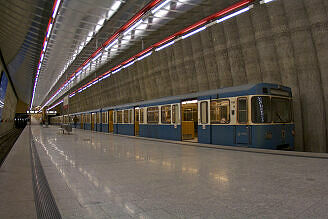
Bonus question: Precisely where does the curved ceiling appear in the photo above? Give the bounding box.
[0,0,54,104]
[0,0,246,108]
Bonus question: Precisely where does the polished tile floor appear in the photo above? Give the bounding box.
[31,125,328,218]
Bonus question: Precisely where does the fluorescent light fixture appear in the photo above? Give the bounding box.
[153,7,169,18]
[123,60,135,68]
[92,52,102,61]
[182,100,197,104]
[124,19,143,35]
[216,6,250,24]
[112,67,122,74]
[52,0,61,18]
[137,51,153,61]
[47,23,53,38]
[181,26,206,39]
[102,73,111,79]
[152,0,170,14]
[83,62,90,70]
[70,75,76,82]
[155,40,175,51]
[43,41,48,52]
[76,70,82,76]
[261,0,275,3]
[111,1,122,11]
[105,39,118,50]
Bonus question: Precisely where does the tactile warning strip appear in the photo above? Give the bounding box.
[29,127,62,219]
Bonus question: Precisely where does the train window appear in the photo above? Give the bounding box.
[97,113,100,123]
[172,104,178,124]
[129,109,133,123]
[200,101,208,124]
[251,96,271,123]
[117,111,123,123]
[237,98,248,123]
[102,112,108,123]
[271,98,291,123]
[113,111,116,124]
[210,100,230,124]
[124,110,129,123]
[147,106,159,124]
[161,105,171,124]
[140,108,144,124]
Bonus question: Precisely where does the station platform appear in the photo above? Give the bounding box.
[1,125,328,218]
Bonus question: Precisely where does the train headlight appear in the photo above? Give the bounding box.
[265,132,272,140]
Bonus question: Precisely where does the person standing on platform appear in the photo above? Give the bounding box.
[73,115,78,128]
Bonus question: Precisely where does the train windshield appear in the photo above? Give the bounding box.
[252,96,292,123]
[271,97,292,123]
[251,96,271,123]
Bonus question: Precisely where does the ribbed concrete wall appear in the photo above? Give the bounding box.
[68,0,328,152]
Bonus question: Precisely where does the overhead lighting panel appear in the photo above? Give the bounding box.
[137,51,153,61]
[152,0,171,14]
[105,39,118,50]
[123,60,136,68]
[124,20,144,35]
[92,52,102,62]
[260,0,275,3]
[181,26,207,39]
[216,6,251,23]
[155,40,175,51]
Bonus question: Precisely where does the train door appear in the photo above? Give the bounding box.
[198,100,211,144]
[80,114,83,129]
[181,99,198,141]
[135,108,140,136]
[109,110,114,132]
[96,112,101,131]
[235,97,250,144]
[91,113,96,131]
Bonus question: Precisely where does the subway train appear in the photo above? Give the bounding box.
[50,83,294,150]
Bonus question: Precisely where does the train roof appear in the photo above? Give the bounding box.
[71,83,291,113]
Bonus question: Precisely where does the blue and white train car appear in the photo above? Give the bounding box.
[111,83,294,150]
[50,83,294,150]
[196,83,294,149]
[113,107,135,136]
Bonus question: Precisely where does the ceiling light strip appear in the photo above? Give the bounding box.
[46,0,254,110]
[42,0,165,109]
[30,0,61,110]
[72,2,253,94]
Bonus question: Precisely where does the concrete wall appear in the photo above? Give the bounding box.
[67,0,328,152]
[0,63,18,136]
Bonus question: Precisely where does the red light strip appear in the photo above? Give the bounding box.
[48,0,254,109]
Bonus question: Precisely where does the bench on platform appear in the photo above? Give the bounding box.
[59,124,72,134]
